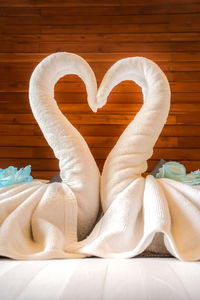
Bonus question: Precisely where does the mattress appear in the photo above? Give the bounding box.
[0,257,199,300]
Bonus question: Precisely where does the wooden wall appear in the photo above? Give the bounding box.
[0,0,200,179]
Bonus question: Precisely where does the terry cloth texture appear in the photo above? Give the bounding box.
[74,57,200,261]
[0,54,200,261]
[0,53,100,259]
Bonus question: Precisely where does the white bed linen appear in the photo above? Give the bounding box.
[0,257,199,300]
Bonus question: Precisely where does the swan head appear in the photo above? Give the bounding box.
[95,56,170,112]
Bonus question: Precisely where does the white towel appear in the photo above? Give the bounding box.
[75,57,200,261]
[1,53,200,261]
[0,53,100,259]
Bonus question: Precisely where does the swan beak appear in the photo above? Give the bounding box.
[90,105,98,113]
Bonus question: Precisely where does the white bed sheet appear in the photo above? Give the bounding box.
[0,257,199,300]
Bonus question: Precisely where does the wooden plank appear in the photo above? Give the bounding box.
[171,93,200,103]
[57,92,200,104]
[41,14,169,25]
[40,42,200,53]
[2,25,40,34]
[1,157,199,176]
[0,125,34,135]
[0,0,195,7]
[3,146,200,160]
[0,158,59,171]
[0,63,36,82]
[0,7,41,16]
[56,92,200,104]
[0,0,121,7]
[35,124,200,137]
[0,70,200,85]
[0,136,48,147]
[169,13,200,32]
[0,113,176,125]
[0,114,36,124]
[41,24,169,34]
[1,91,200,105]
[1,52,200,63]
[121,0,199,5]
[54,82,200,94]
[31,171,56,180]
[169,62,200,71]
[171,53,200,62]
[0,147,55,158]
[147,160,200,173]
[41,5,171,16]
[1,102,200,114]
[176,114,200,125]
[1,123,200,138]
[41,4,200,15]
[169,72,200,82]
[0,135,178,149]
[0,92,29,102]
[1,62,200,82]
[0,16,40,25]
[0,102,32,113]
[1,61,200,82]
[39,33,200,43]
[162,126,200,137]
[170,82,200,93]
[178,137,200,148]
[0,35,39,52]
[155,137,178,148]
[152,148,200,160]
[1,113,199,126]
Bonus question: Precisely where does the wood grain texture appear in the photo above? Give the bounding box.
[0,0,200,179]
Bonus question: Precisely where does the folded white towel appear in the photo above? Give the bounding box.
[0,53,100,259]
[1,53,200,261]
[75,57,200,261]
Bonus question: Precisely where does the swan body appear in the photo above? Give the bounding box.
[75,57,200,261]
[0,52,100,259]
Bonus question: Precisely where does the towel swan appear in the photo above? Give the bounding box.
[0,52,100,259]
[1,53,200,261]
[76,57,200,261]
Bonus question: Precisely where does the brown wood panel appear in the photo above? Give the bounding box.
[41,24,170,34]
[0,135,178,149]
[1,91,200,105]
[1,101,200,114]
[39,33,200,43]
[0,7,40,16]
[2,146,200,161]
[40,42,200,53]
[1,60,200,74]
[41,4,200,15]
[1,113,199,126]
[1,62,200,84]
[2,79,200,93]
[0,0,200,180]
[1,52,200,63]
[32,124,200,137]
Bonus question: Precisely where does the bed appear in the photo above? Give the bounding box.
[0,257,200,300]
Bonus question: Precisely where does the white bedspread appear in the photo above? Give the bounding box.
[0,258,199,300]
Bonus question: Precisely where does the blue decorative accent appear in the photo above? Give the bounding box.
[0,165,33,188]
[156,161,200,186]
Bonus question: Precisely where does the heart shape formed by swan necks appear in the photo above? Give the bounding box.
[0,52,200,261]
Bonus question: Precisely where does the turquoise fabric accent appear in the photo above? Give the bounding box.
[156,161,200,186]
[0,165,33,188]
